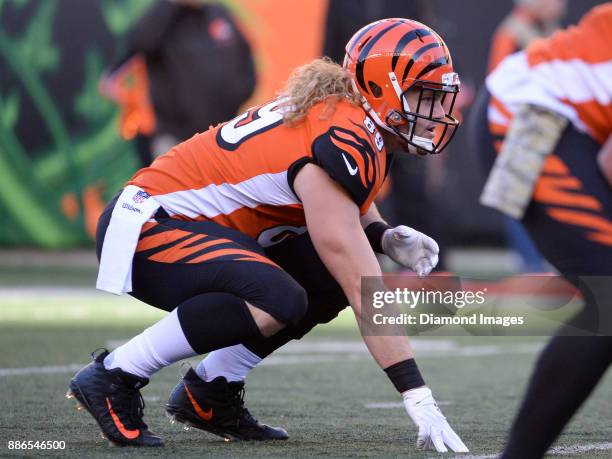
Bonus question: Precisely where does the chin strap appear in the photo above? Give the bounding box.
[411,135,434,151]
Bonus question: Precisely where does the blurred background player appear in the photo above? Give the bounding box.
[68,18,467,452]
[488,0,568,272]
[488,0,567,71]
[470,4,612,457]
[100,0,255,166]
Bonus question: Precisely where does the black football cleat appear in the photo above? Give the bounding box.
[67,349,164,447]
[165,367,288,441]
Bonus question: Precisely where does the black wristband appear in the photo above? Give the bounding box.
[384,358,425,393]
[364,221,392,254]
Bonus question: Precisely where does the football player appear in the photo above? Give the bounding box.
[470,4,612,458]
[68,18,468,453]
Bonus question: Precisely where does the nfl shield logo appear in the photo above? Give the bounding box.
[133,190,150,203]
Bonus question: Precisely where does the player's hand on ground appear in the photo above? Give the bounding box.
[402,386,469,453]
[381,226,439,277]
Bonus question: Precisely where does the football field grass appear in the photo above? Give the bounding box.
[1,288,611,458]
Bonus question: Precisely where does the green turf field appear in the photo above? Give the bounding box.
[1,288,611,458]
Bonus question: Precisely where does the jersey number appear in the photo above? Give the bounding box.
[216,100,284,151]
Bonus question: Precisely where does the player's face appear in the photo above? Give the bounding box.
[402,88,446,140]
[381,88,446,155]
[381,85,458,155]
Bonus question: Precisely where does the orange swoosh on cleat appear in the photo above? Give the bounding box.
[183,383,213,421]
[106,397,141,440]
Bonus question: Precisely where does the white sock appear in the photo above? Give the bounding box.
[104,308,196,378]
[196,344,262,382]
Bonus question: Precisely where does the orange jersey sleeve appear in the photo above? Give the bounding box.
[527,4,612,66]
[488,4,612,144]
[525,4,612,143]
[488,28,520,72]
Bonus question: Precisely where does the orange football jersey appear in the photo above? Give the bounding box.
[128,97,390,243]
[487,4,612,144]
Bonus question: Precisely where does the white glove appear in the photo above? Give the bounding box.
[403,386,469,453]
[381,226,439,277]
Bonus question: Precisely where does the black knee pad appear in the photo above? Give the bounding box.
[177,291,261,354]
[290,292,348,340]
[262,278,308,326]
[243,291,347,358]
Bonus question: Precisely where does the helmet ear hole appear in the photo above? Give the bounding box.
[368,81,383,98]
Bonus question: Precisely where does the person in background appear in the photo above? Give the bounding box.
[100,0,256,166]
[487,0,568,272]
[472,4,612,457]
[489,0,568,72]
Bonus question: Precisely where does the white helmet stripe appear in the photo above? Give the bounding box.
[388,71,410,112]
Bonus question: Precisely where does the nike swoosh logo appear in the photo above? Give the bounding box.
[342,153,358,176]
[183,383,213,421]
[106,397,140,440]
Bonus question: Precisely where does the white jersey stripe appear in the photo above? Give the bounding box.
[155,171,300,219]
[531,58,612,105]
[486,52,608,134]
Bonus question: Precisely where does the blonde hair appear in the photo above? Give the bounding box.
[277,57,362,125]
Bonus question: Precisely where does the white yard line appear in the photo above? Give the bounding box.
[365,401,453,409]
[105,338,461,353]
[365,402,405,409]
[106,339,542,357]
[260,354,367,366]
[448,442,612,459]
[0,364,83,376]
[273,339,459,354]
[0,286,103,299]
[550,442,612,455]
[0,341,542,377]
[449,455,498,459]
